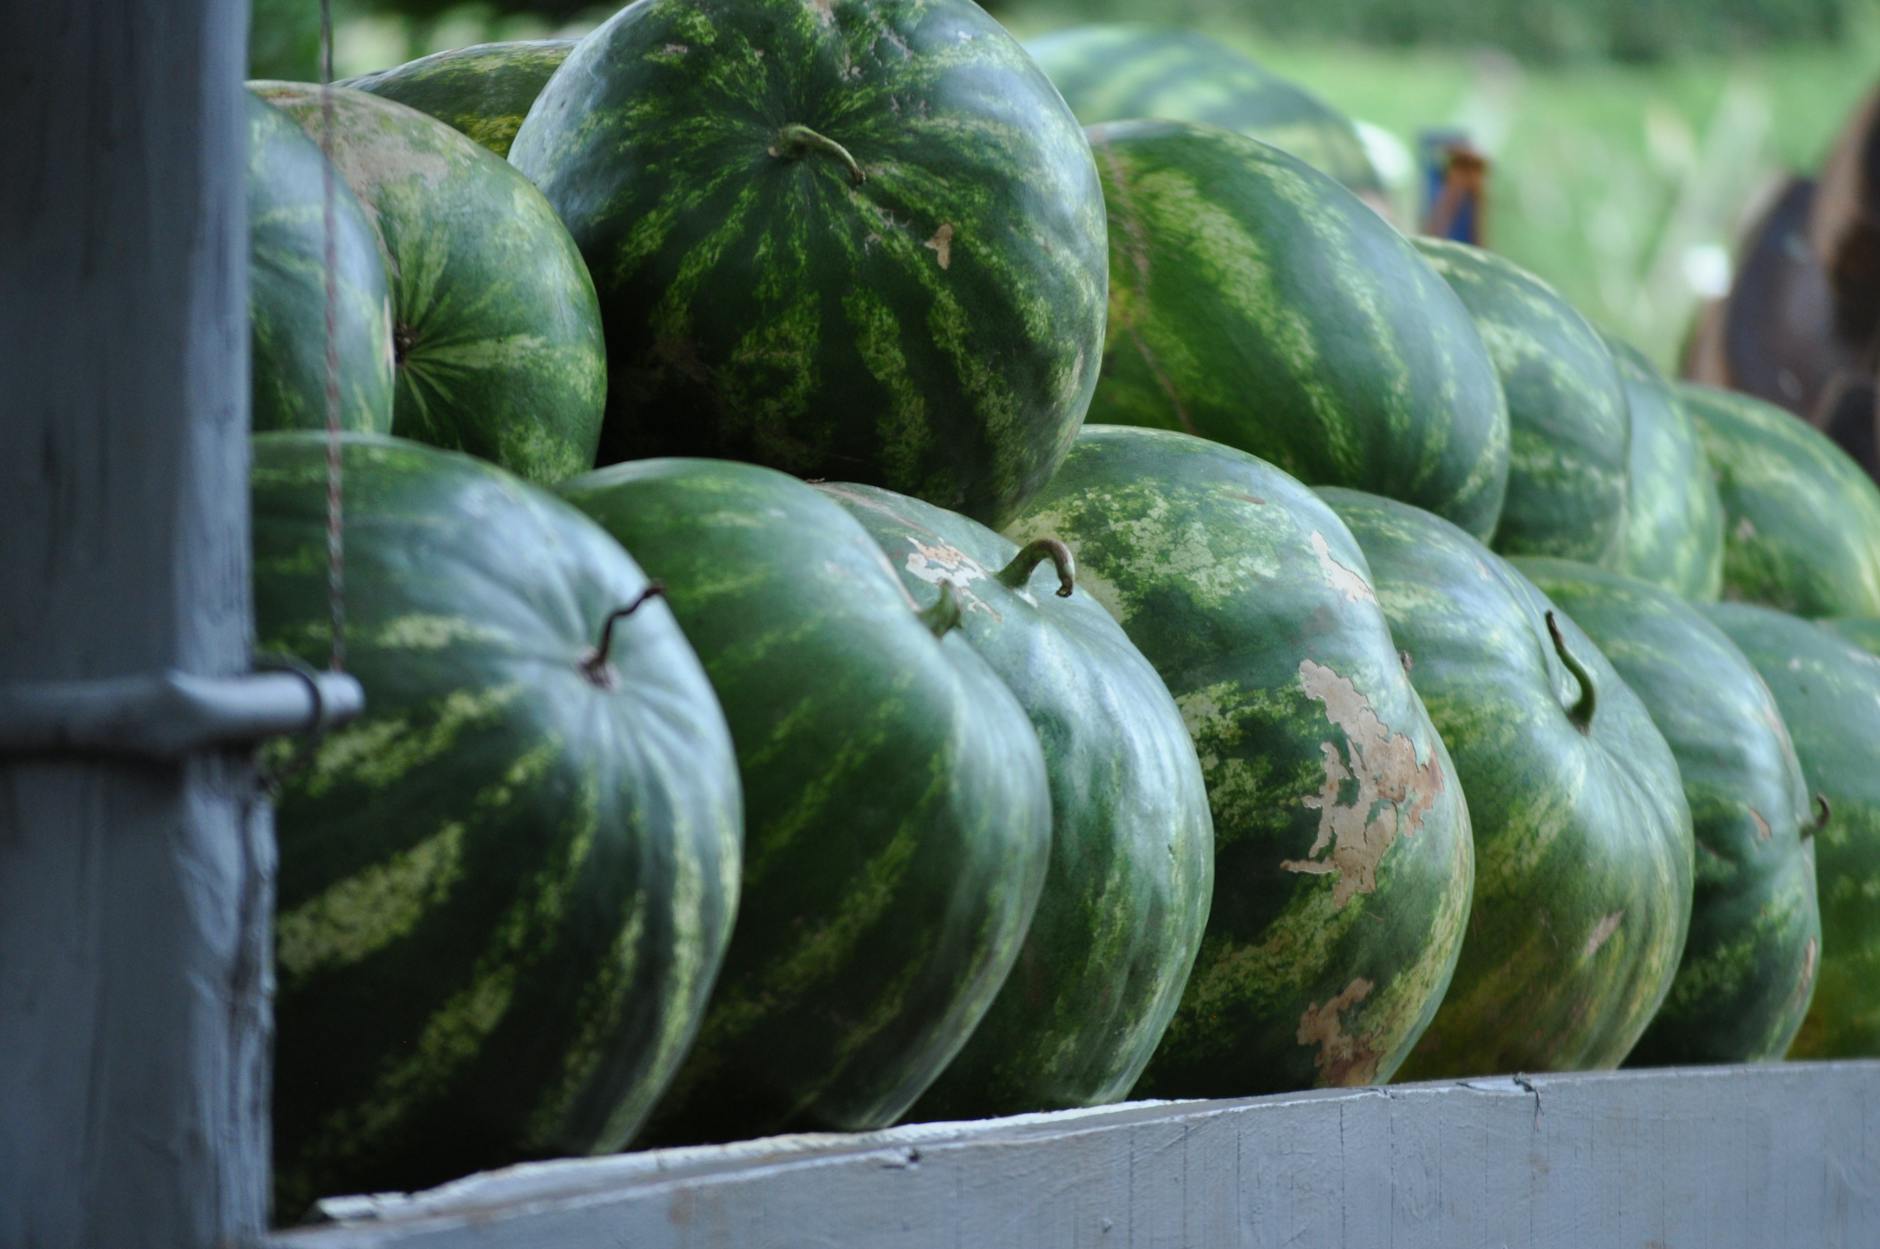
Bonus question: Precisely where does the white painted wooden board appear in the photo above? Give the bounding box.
[270,1063,1880,1249]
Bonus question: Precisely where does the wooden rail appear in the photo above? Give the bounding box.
[273,1062,1880,1249]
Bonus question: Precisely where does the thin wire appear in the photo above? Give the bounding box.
[318,0,346,673]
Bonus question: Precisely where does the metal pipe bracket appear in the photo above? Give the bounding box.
[0,666,364,761]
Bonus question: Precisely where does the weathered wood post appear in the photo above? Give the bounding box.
[0,1,272,1245]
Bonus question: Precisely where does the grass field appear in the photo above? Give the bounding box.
[1002,10,1880,370]
[300,4,1878,373]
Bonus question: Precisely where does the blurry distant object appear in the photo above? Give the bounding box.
[248,0,600,81]
[1354,119,1416,223]
[1024,25,1388,212]
[1419,130,1489,244]
[1682,81,1880,479]
[1354,119,1413,185]
[1810,85,1880,352]
[1004,0,1858,63]
[1681,243,1734,299]
[340,38,576,156]
[1684,179,1861,421]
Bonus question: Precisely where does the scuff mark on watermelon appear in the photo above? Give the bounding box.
[900,539,999,617]
[925,223,954,269]
[1750,807,1773,841]
[1582,910,1624,959]
[1283,659,1444,907]
[1790,935,1819,1015]
[1310,531,1376,605]
[1297,977,1381,1085]
[806,0,836,25]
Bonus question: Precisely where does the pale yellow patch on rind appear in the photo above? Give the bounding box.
[1310,530,1376,605]
[1282,659,1444,907]
[1297,976,1380,1085]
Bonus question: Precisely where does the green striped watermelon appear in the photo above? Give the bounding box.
[1609,338,1723,600]
[1705,603,1880,1058]
[559,459,1051,1141]
[255,434,740,1214]
[1023,25,1384,204]
[1006,427,1473,1096]
[510,0,1108,527]
[1821,616,1880,655]
[341,39,576,159]
[1679,382,1880,617]
[1517,559,1818,1065]
[1085,121,1509,541]
[252,82,605,485]
[246,92,394,434]
[1413,239,1631,566]
[819,483,1214,1117]
[1323,490,1693,1076]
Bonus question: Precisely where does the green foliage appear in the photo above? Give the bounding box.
[1220,34,1880,372]
[1001,0,1859,62]
[250,0,328,81]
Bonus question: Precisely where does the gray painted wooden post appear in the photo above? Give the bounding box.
[0,1,270,1246]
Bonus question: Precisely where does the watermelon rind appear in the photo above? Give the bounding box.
[509,0,1109,527]
[560,458,1053,1142]
[252,82,606,485]
[1413,238,1632,567]
[246,92,395,435]
[1085,121,1510,541]
[821,481,1214,1117]
[1518,557,1819,1065]
[341,39,577,158]
[1679,381,1880,618]
[256,433,740,1213]
[1024,24,1384,201]
[1324,488,1693,1077]
[1607,338,1724,601]
[1006,426,1474,1097]
[1705,602,1880,1059]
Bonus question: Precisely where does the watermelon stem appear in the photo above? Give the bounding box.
[1544,610,1597,733]
[774,124,866,186]
[580,583,667,688]
[918,581,965,639]
[997,539,1075,597]
[1808,793,1832,837]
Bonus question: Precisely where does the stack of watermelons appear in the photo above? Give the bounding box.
[241,0,1880,1221]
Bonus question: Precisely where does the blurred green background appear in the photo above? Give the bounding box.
[250,0,1880,371]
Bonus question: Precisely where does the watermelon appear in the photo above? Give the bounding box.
[1004,427,1473,1096]
[818,483,1214,1117]
[246,92,394,434]
[1609,338,1724,600]
[559,460,1051,1141]
[510,0,1108,527]
[1323,490,1693,1076]
[1084,121,1509,541]
[1679,382,1880,617]
[1517,559,1819,1065]
[255,434,740,1214]
[1413,239,1631,566]
[252,83,605,485]
[341,39,576,158]
[1704,603,1880,1058]
[1821,616,1880,655]
[1023,25,1384,205]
